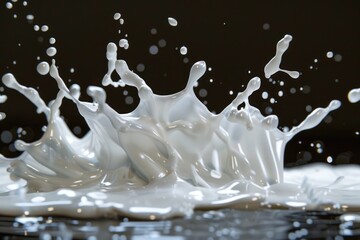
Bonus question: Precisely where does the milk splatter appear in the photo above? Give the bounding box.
[0,7,359,219]
[1,32,358,219]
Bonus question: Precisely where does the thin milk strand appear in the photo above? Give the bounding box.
[264,35,300,79]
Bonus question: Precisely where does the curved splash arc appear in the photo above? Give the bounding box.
[0,35,346,219]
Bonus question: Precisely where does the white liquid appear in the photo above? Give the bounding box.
[1,34,358,220]
[0,95,7,120]
[168,17,178,26]
[36,61,50,75]
[119,39,129,49]
[348,88,360,103]
[49,37,56,44]
[46,47,57,57]
[114,13,121,20]
[264,35,300,79]
[180,46,188,55]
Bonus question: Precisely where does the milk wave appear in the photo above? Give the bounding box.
[0,35,359,219]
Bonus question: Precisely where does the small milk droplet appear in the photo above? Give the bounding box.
[149,45,159,55]
[262,91,269,99]
[41,25,49,32]
[26,14,34,21]
[168,17,178,26]
[180,46,187,55]
[334,54,342,62]
[263,23,270,30]
[36,62,50,75]
[34,25,40,31]
[49,37,56,44]
[326,51,334,58]
[46,47,57,57]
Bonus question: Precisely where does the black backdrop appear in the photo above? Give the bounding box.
[0,0,359,166]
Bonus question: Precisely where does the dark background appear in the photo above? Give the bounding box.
[0,0,359,167]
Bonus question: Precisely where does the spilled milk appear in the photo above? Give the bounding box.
[0,25,360,219]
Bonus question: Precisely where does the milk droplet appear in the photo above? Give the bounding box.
[1,130,13,143]
[26,14,34,21]
[34,25,40,31]
[114,13,121,20]
[136,63,145,72]
[49,37,56,44]
[348,88,360,103]
[0,95,7,104]
[263,23,270,30]
[264,34,300,79]
[149,45,159,55]
[262,91,269,99]
[41,25,49,32]
[158,39,167,48]
[150,28,157,35]
[6,2,13,9]
[36,61,50,75]
[168,17,178,26]
[199,88,207,97]
[334,54,342,62]
[124,96,133,105]
[119,39,129,49]
[46,47,57,57]
[180,46,187,55]
[0,112,6,120]
[326,51,334,58]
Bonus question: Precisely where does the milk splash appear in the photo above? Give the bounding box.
[0,31,359,219]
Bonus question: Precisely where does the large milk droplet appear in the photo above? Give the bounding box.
[168,17,178,26]
[36,62,50,75]
[348,88,360,103]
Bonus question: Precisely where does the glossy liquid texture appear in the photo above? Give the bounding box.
[0,35,359,220]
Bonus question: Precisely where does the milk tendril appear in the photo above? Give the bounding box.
[0,15,360,220]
